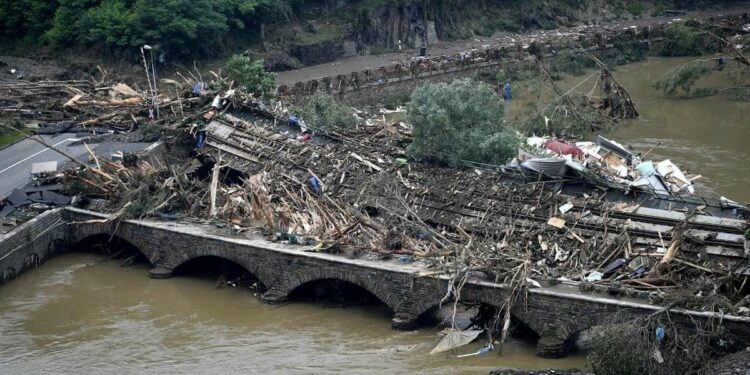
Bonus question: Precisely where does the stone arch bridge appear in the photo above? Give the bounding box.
[2,208,749,358]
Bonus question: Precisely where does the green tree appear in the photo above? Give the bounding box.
[0,0,58,41]
[225,54,276,97]
[294,92,358,131]
[660,23,708,57]
[41,0,290,56]
[407,78,519,166]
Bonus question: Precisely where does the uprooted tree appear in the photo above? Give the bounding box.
[407,78,520,167]
[515,56,638,138]
[653,21,749,100]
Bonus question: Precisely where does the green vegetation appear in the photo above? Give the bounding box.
[602,40,649,66]
[0,0,700,59]
[653,61,712,98]
[380,92,411,110]
[654,58,749,101]
[295,92,359,131]
[225,54,276,97]
[660,23,712,57]
[139,122,161,142]
[550,50,596,77]
[625,1,646,17]
[0,125,30,148]
[295,24,343,45]
[407,79,519,167]
[0,0,298,56]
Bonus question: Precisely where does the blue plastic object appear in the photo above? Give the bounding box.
[196,130,206,149]
[191,82,204,95]
[308,176,322,194]
[477,344,494,355]
[655,326,665,344]
[503,82,513,100]
[288,116,300,127]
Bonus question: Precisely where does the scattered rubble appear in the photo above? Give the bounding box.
[508,134,707,197]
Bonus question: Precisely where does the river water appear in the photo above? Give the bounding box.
[550,56,750,202]
[609,56,750,203]
[1,56,747,374]
[0,254,586,374]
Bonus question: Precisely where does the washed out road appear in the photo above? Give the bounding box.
[0,134,155,198]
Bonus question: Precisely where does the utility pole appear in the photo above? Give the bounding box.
[143,45,160,120]
[140,46,154,101]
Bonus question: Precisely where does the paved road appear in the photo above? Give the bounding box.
[0,134,82,198]
[0,134,155,199]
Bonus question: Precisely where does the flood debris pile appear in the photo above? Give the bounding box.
[2,40,747,363]
[0,74,209,141]
[515,56,639,139]
[508,134,708,198]
[279,16,693,101]
[51,88,750,327]
[586,314,724,375]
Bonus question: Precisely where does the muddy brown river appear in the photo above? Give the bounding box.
[1,57,748,374]
[609,57,750,203]
[0,254,585,374]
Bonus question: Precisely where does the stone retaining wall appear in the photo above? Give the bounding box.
[280,13,743,106]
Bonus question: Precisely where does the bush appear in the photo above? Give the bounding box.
[225,54,276,97]
[295,93,359,131]
[139,122,160,142]
[406,79,519,167]
[380,92,411,110]
[660,23,707,57]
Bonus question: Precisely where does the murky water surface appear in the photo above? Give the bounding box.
[609,56,750,202]
[1,56,747,374]
[0,254,586,374]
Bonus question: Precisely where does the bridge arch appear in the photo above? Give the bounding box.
[288,278,392,310]
[281,272,403,313]
[414,296,545,338]
[169,252,273,289]
[72,233,153,265]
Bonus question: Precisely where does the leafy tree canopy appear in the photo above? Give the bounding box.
[407,78,520,167]
[1,0,297,56]
[225,54,276,97]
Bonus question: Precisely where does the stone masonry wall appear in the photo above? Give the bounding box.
[0,209,68,285]
[2,207,750,358]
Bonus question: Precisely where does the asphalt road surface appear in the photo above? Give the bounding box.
[0,134,154,199]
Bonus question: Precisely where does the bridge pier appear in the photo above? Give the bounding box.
[536,326,569,358]
[391,312,419,331]
[260,289,289,304]
[148,266,173,279]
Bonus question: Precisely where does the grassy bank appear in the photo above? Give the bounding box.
[0,128,30,149]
